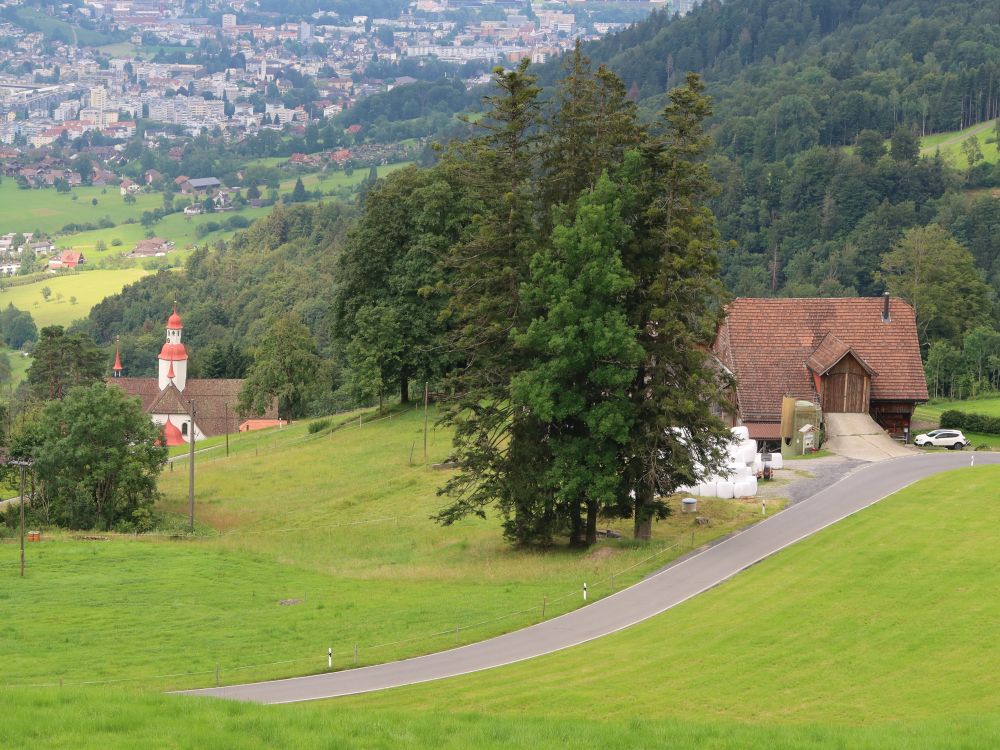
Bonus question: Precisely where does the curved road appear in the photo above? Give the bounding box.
[183,452,996,704]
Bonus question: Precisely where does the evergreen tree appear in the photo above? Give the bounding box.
[620,73,735,539]
[27,326,105,401]
[291,177,308,202]
[540,44,643,217]
[435,61,543,530]
[511,174,643,546]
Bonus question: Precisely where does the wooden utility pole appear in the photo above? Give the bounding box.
[188,400,196,531]
[224,401,229,457]
[423,383,429,462]
[8,458,33,578]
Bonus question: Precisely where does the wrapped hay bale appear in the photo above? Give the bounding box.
[734,477,758,498]
[731,426,750,441]
[716,480,735,499]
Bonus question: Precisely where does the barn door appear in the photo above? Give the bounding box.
[822,355,870,413]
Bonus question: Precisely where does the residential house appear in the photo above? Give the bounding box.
[48,250,85,270]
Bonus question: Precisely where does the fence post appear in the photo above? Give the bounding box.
[215,664,219,687]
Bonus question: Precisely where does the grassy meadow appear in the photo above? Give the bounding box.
[2,465,999,748]
[919,119,999,167]
[0,268,147,329]
[914,397,1000,448]
[1,407,778,693]
[0,180,162,236]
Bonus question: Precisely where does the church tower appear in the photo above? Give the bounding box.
[158,305,188,391]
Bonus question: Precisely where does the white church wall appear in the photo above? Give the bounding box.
[150,413,206,443]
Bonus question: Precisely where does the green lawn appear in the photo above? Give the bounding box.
[0,408,774,693]
[914,397,1000,448]
[2,466,999,748]
[0,181,162,236]
[919,119,999,167]
[60,206,274,261]
[0,268,147,329]
[342,465,1000,724]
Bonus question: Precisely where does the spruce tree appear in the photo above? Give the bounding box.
[619,73,734,539]
[436,61,542,530]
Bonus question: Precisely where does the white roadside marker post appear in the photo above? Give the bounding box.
[583,582,588,601]
[328,647,332,670]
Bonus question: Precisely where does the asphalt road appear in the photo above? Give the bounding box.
[182,451,996,704]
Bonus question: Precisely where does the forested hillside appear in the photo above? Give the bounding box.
[87,0,1000,408]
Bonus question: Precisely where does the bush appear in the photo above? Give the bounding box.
[939,409,1000,435]
[307,418,332,434]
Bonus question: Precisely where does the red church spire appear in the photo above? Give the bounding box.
[167,360,175,381]
[113,340,123,377]
[167,303,183,330]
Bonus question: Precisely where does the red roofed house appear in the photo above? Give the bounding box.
[48,250,85,270]
[109,307,277,444]
[713,295,929,443]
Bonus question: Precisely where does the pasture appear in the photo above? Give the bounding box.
[1,408,774,693]
[2,465,998,748]
[0,268,147,329]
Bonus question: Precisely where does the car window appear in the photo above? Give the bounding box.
[926,430,942,437]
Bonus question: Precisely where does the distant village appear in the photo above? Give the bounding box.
[0,0,692,148]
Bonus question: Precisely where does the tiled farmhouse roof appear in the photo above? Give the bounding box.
[714,297,929,424]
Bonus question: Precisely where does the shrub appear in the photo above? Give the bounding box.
[939,409,1000,435]
[307,418,332,434]
[939,410,966,429]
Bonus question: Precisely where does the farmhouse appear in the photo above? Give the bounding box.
[180,177,221,194]
[48,250,84,270]
[127,237,174,257]
[109,307,279,445]
[713,295,928,442]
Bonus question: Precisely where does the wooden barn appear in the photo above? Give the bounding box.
[713,295,929,442]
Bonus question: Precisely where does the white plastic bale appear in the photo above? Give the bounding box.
[734,477,758,498]
[728,464,750,480]
[716,481,735,499]
[740,444,757,465]
[769,453,784,470]
[731,426,750,441]
[753,456,764,474]
[697,482,717,498]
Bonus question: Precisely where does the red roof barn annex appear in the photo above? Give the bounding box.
[713,295,929,442]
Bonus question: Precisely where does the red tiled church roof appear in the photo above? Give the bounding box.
[714,297,928,424]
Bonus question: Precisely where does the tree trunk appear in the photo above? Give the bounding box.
[569,504,586,548]
[633,484,654,540]
[585,501,598,547]
[400,373,409,404]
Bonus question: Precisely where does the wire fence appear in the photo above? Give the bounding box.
[1,537,689,691]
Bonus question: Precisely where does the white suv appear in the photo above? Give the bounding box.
[914,429,971,449]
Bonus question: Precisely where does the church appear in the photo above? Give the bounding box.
[109,307,279,446]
